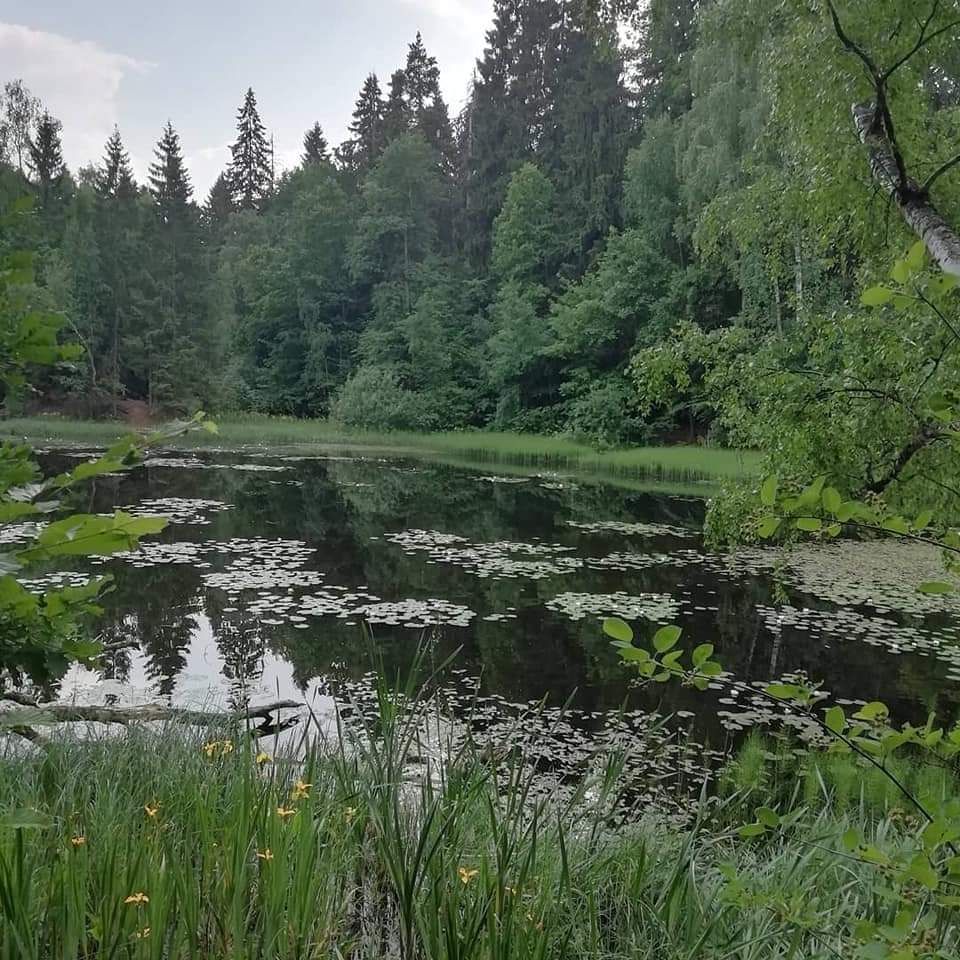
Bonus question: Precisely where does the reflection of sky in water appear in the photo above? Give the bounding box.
[24,450,960,752]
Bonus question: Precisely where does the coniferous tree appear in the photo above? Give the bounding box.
[144,120,205,411]
[404,33,441,117]
[228,88,272,211]
[148,121,193,218]
[92,127,140,413]
[301,122,329,165]
[27,111,65,208]
[96,127,137,200]
[383,70,410,143]
[338,74,386,175]
[402,34,455,171]
[203,173,235,230]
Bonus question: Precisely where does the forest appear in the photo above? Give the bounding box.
[4,3,960,957]
[0,0,953,468]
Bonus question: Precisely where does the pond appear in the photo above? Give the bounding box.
[18,448,960,790]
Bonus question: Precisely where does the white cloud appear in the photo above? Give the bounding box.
[0,22,151,173]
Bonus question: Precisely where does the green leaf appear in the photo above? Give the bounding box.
[918,581,953,595]
[891,259,911,284]
[794,517,822,532]
[913,510,933,531]
[756,807,780,828]
[691,643,714,668]
[861,285,894,306]
[821,487,842,515]
[760,475,778,507]
[905,240,926,270]
[757,516,781,539]
[765,683,801,700]
[842,828,860,852]
[881,516,910,535]
[854,701,889,722]
[825,706,846,734]
[738,823,766,839]
[603,618,633,644]
[652,625,682,653]
[619,646,651,663]
[906,856,938,890]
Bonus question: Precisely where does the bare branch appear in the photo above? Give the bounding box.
[922,152,960,194]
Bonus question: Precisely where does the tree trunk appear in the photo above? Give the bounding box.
[853,102,960,277]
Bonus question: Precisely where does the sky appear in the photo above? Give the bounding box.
[1,0,493,196]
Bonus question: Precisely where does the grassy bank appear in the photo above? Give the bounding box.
[0,696,953,960]
[0,414,760,485]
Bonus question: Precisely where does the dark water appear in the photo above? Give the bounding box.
[29,450,960,750]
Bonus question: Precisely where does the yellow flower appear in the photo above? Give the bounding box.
[70,836,86,847]
[344,806,357,822]
[291,779,312,801]
[124,892,149,906]
[221,740,234,754]
[144,802,160,818]
[255,751,271,765]
[276,805,297,820]
[458,867,479,885]
[134,927,151,940]
[202,741,219,758]
[256,848,274,861]
[202,739,234,758]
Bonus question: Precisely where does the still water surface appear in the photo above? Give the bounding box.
[28,449,960,760]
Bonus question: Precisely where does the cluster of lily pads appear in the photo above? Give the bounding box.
[546,591,681,623]
[565,519,695,538]
[120,497,233,525]
[383,529,584,580]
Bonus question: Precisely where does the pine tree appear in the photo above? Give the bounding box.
[228,88,272,212]
[96,127,137,200]
[301,122,329,165]
[27,111,65,207]
[148,121,193,221]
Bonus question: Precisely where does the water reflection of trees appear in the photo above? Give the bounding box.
[72,454,960,732]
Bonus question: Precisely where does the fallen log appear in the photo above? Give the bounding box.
[0,696,302,743]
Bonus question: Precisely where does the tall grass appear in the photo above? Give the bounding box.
[0,690,951,959]
[0,414,760,485]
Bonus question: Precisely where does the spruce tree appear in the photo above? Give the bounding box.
[404,33,441,117]
[27,111,65,207]
[203,173,235,230]
[228,88,272,212]
[402,33,455,170]
[341,74,386,174]
[301,122,329,165]
[145,121,204,412]
[148,121,193,220]
[383,70,410,143]
[96,127,137,200]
